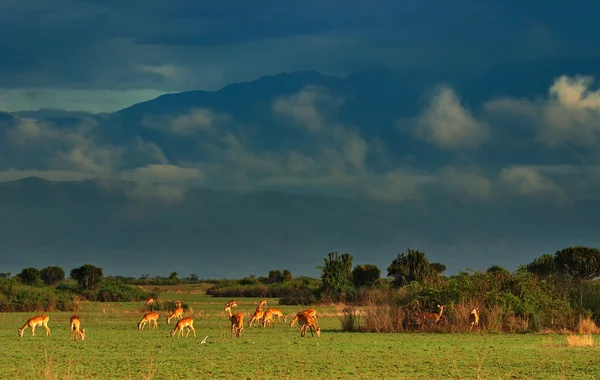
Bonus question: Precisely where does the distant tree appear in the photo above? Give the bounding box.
[188,273,199,282]
[352,264,381,287]
[430,262,447,275]
[282,270,293,282]
[554,246,600,312]
[140,273,150,280]
[487,265,510,276]
[70,264,104,290]
[387,249,435,287]
[526,254,556,277]
[0,273,10,279]
[40,266,65,286]
[169,272,178,282]
[268,270,283,284]
[318,251,353,295]
[18,267,42,286]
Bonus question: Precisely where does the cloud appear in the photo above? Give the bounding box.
[405,85,490,149]
[498,166,564,198]
[272,86,344,132]
[143,108,231,136]
[484,75,600,147]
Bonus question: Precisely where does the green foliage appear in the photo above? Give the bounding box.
[318,251,353,297]
[40,266,65,286]
[70,264,104,290]
[282,270,293,282]
[268,270,284,284]
[0,278,74,312]
[95,279,152,302]
[526,254,556,277]
[555,246,600,281]
[18,267,42,286]
[352,264,381,288]
[387,249,436,287]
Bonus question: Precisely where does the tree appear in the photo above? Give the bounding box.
[526,254,556,277]
[430,262,447,275]
[40,266,65,286]
[554,246,600,313]
[387,249,438,287]
[18,267,42,286]
[70,264,104,290]
[188,273,199,282]
[318,251,353,295]
[352,264,381,287]
[282,270,293,282]
[168,272,178,282]
[268,270,283,284]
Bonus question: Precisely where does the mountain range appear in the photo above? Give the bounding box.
[1,58,599,278]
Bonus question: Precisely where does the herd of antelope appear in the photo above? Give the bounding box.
[17,299,323,340]
[17,300,480,340]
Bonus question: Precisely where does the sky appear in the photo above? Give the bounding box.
[1,0,599,112]
[1,1,600,278]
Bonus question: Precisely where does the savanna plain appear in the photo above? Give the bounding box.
[1,285,599,380]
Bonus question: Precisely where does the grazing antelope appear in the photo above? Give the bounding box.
[70,316,86,341]
[170,317,196,338]
[469,307,480,331]
[419,305,445,329]
[261,309,276,328]
[290,308,317,328]
[224,301,244,337]
[166,307,184,324]
[267,308,287,323]
[137,312,159,330]
[296,312,321,337]
[18,315,51,337]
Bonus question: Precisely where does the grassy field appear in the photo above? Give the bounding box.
[1,286,599,379]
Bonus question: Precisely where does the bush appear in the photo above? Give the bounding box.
[95,280,152,302]
[0,279,75,312]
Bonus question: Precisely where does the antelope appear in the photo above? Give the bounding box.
[146,298,155,306]
[137,312,159,330]
[170,317,196,338]
[296,312,321,337]
[248,301,267,328]
[261,309,276,328]
[419,305,445,329]
[70,316,86,341]
[174,300,182,308]
[469,307,480,331]
[225,301,244,337]
[290,308,317,328]
[18,315,51,337]
[166,307,184,324]
[267,308,287,323]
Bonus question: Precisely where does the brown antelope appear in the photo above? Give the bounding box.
[70,316,86,341]
[174,300,182,308]
[248,301,266,328]
[261,309,276,328]
[224,301,244,337]
[419,305,445,329]
[137,312,159,330]
[166,307,184,324]
[170,317,196,338]
[18,315,51,337]
[296,312,321,337]
[290,308,317,328]
[146,298,155,306]
[469,307,480,331]
[267,308,287,323]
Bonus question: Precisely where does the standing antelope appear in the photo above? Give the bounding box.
[166,307,184,324]
[419,305,445,329]
[137,312,159,330]
[469,307,480,331]
[18,315,51,337]
[248,300,267,328]
[70,316,86,341]
[225,301,244,337]
[170,317,196,338]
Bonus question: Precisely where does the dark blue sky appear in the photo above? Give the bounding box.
[1,0,599,111]
[1,1,600,277]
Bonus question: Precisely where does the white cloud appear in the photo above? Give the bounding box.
[142,108,230,136]
[484,75,600,147]
[407,85,489,149]
[272,86,344,132]
[498,166,563,198]
[120,164,203,184]
[437,167,492,199]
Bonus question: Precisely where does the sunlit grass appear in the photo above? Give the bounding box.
[1,295,599,379]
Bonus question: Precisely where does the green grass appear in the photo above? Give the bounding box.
[1,295,599,379]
